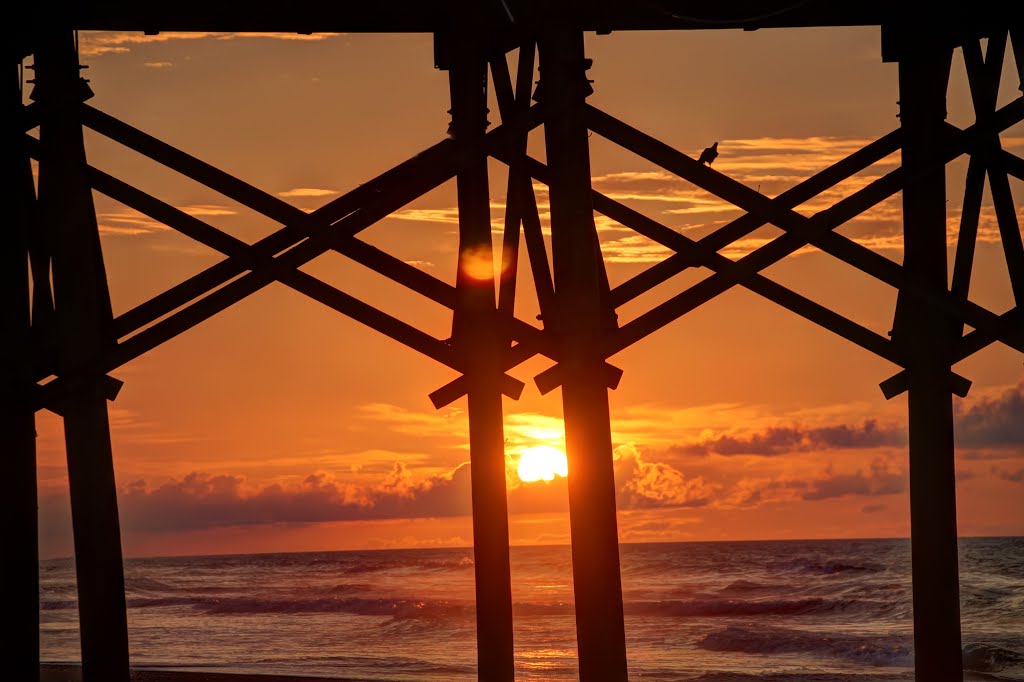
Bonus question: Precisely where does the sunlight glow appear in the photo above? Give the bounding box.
[459,246,496,281]
[517,445,569,483]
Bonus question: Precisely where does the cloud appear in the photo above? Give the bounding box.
[613,445,716,509]
[673,419,905,457]
[278,188,339,198]
[600,234,674,264]
[118,463,472,531]
[116,440,729,531]
[716,477,808,508]
[97,209,169,236]
[389,208,461,224]
[801,458,905,501]
[991,467,1024,483]
[956,382,1024,449]
[357,403,467,440]
[143,62,174,69]
[179,204,237,217]
[96,205,236,236]
[79,31,339,57]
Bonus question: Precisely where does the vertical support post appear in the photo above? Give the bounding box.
[894,33,962,682]
[33,31,131,682]
[540,29,629,681]
[447,33,516,682]
[4,59,41,682]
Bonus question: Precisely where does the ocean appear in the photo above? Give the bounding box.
[40,537,1024,681]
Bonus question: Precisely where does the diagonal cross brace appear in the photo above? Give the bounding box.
[528,99,1022,391]
[509,151,967,396]
[608,128,903,309]
[84,175,532,406]
[21,157,565,412]
[79,132,551,366]
[428,48,622,409]
[500,146,911,364]
[586,102,1024,355]
[31,163,522,413]
[85,167,511,382]
[30,102,547,408]
[80,103,544,340]
[29,130,496,410]
[883,36,1024,398]
[963,37,1024,305]
[30,105,575,410]
[594,196,905,365]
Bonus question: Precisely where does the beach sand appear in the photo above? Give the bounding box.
[41,665,347,682]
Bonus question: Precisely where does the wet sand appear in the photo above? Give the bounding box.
[41,665,349,682]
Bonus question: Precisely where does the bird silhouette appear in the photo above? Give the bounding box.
[698,141,719,166]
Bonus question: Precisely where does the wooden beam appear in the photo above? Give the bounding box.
[964,35,1024,305]
[950,158,986,307]
[540,28,628,682]
[3,60,41,682]
[999,149,1024,181]
[34,30,130,682]
[490,46,556,323]
[987,151,1024,307]
[429,61,627,407]
[894,39,963,682]
[492,44,537,323]
[447,36,515,679]
[15,0,1016,35]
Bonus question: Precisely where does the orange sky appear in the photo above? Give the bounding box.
[31,28,1024,559]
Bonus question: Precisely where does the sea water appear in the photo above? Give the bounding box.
[40,537,1024,681]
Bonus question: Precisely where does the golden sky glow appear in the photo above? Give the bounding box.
[29,28,1024,558]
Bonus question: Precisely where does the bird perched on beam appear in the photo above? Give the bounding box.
[698,141,719,166]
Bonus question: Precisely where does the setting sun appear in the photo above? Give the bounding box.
[516,446,569,483]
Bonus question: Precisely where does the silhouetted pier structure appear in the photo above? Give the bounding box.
[5,2,1022,681]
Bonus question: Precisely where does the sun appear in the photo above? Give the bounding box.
[517,445,569,482]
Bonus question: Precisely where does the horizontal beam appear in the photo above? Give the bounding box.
[881,306,1022,398]
[33,375,124,416]
[8,1,1015,36]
